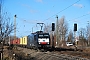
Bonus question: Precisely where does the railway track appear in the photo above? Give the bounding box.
[34,52,89,60]
[13,46,90,60]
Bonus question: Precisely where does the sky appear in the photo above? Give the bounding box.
[2,0,90,37]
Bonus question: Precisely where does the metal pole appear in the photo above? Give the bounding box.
[1,53,2,60]
[14,15,16,40]
[52,31,54,48]
[14,15,17,49]
[1,38,4,60]
[74,31,77,50]
[74,31,76,44]
[56,15,58,47]
[0,1,3,60]
[9,36,10,46]
[87,21,89,45]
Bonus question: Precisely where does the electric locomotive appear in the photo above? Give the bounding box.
[27,31,50,50]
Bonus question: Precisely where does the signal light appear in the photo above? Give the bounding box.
[52,23,55,31]
[74,23,77,31]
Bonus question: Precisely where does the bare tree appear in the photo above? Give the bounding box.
[78,28,87,46]
[86,23,90,46]
[58,16,68,41]
[67,30,73,42]
[0,1,14,60]
[0,1,14,44]
[43,24,52,33]
[55,16,68,47]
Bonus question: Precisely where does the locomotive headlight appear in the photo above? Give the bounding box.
[39,42,40,44]
[47,42,49,44]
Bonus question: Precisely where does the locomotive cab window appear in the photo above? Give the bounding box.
[38,34,49,38]
[44,34,49,38]
[38,34,43,38]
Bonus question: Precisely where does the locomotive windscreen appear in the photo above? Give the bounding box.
[37,33,50,45]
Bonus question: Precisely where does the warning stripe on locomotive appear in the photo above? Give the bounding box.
[40,42,47,44]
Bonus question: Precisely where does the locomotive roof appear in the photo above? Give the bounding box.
[31,32,49,34]
[31,31,49,34]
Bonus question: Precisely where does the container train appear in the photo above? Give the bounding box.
[10,31,51,51]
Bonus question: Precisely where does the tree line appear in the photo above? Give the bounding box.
[43,16,90,47]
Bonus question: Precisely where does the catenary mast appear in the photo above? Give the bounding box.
[56,15,59,47]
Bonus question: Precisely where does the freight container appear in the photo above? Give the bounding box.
[16,39,20,45]
[13,40,16,44]
[20,38,23,45]
[22,36,27,45]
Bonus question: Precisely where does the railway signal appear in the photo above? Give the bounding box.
[52,23,55,31]
[74,23,77,31]
[14,15,17,40]
[74,23,78,50]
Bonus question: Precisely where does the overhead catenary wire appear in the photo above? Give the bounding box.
[16,0,90,25]
[13,0,90,35]
[16,17,40,33]
[16,12,90,31]
[11,0,90,25]
[68,13,90,24]
[16,17,37,24]
[71,13,90,21]
[43,0,81,22]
